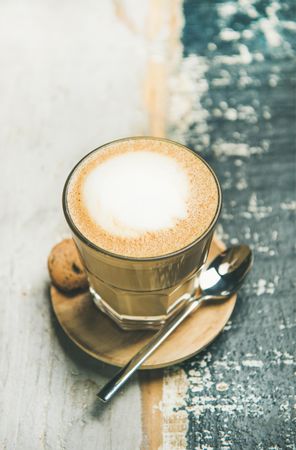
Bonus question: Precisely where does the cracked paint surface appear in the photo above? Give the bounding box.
[165,0,296,448]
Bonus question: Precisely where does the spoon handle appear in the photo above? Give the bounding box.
[97,297,202,403]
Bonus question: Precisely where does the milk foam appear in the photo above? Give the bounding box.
[83,151,189,237]
[67,138,220,258]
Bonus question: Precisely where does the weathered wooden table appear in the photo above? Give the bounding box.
[0,1,295,449]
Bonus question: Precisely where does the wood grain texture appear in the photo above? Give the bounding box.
[0,1,185,449]
[140,370,164,450]
[144,0,183,137]
[0,1,151,449]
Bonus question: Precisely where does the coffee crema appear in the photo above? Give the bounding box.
[66,138,219,258]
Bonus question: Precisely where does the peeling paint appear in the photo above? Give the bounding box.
[168,54,209,149]
[280,201,296,211]
[242,360,264,368]
[161,368,189,450]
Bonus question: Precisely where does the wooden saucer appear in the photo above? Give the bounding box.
[50,236,236,369]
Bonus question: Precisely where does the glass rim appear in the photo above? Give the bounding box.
[62,136,222,262]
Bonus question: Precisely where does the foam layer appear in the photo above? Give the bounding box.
[67,138,220,257]
[83,151,189,238]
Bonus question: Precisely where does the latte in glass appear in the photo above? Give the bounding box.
[66,138,219,258]
[63,137,221,330]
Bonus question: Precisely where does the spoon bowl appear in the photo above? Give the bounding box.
[200,245,253,300]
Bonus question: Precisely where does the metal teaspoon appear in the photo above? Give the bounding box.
[97,245,253,403]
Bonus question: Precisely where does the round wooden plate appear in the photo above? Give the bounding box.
[50,236,236,369]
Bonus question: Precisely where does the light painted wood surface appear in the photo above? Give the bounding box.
[0,1,182,449]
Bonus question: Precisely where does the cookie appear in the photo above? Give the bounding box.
[48,239,88,292]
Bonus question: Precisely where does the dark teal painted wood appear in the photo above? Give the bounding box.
[180,1,296,448]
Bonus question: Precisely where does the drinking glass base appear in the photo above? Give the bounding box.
[90,286,193,331]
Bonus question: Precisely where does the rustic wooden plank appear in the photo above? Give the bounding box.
[0,0,188,448]
[166,0,296,448]
[139,371,164,450]
[139,2,186,449]
[0,1,152,449]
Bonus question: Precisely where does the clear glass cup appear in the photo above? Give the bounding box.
[63,137,222,330]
